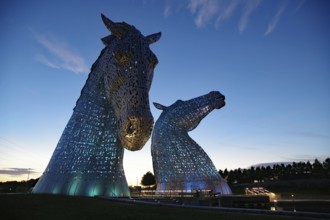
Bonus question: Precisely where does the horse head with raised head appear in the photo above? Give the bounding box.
[151,91,231,194]
[153,91,225,133]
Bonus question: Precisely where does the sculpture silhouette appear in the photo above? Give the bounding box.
[33,14,161,197]
[151,91,232,195]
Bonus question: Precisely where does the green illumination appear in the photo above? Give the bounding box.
[68,180,79,196]
[52,184,60,194]
[92,182,101,196]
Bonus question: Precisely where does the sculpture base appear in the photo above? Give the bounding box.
[32,173,130,197]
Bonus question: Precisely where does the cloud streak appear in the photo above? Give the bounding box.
[34,53,60,69]
[287,131,330,139]
[164,5,172,17]
[264,2,287,36]
[238,0,262,33]
[215,0,239,28]
[188,0,220,28]
[34,33,89,74]
[0,168,39,177]
[281,155,328,163]
[294,0,306,12]
[168,0,302,35]
[187,0,262,33]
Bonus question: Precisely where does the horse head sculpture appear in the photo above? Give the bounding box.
[153,91,225,132]
[99,14,161,151]
[33,14,161,197]
[151,91,231,194]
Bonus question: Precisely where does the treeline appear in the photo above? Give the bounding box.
[0,178,39,193]
[1,158,329,192]
[219,158,330,185]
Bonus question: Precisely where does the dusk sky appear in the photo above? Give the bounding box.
[1,0,329,185]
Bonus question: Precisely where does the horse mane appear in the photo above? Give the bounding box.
[74,46,108,109]
[91,46,107,72]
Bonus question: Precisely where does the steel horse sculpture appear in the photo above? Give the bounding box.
[33,14,161,197]
[151,91,232,195]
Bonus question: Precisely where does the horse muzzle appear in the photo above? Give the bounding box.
[119,115,154,151]
[208,91,225,109]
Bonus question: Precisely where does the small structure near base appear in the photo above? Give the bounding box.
[214,195,270,209]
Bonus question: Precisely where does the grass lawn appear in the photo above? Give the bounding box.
[0,194,327,220]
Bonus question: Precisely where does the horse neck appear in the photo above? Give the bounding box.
[72,47,118,141]
[153,123,194,147]
[75,47,109,107]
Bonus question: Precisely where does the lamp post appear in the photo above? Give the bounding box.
[291,194,296,212]
[27,168,30,181]
[25,168,31,192]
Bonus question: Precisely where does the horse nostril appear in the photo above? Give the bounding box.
[127,121,134,135]
[124,116,153,139]
[215,95,225,101]
[125,119,138,137]
[148,126,153,136]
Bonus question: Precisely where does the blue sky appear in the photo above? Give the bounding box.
[1,0,329,185]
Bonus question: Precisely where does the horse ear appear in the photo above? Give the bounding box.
[101,13,125,39]
[153,102,167,110]
[101,35,115,46]
[146,32,161,44]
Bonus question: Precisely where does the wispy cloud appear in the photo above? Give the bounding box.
[215,0,239,29]
[287,131,330,139]
[187,0,262,32]
[188,0,220,28]
[281,155,328,163]
[168,0,303,36]
[238,0,262,33]
[34,53,60,69]
[33,32,89,74]
[0,168,39,177]
[294,0,306,12]
[164,5,172,17]
[251,156,329,168]
[251,161,293,168]
[264,2,287,36]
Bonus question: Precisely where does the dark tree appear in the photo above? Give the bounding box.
[323,158,330,177]
[140,171,156,186]
[223,168,229,177]
[265,166,272,180]
[217,158,330,185]
[312,159,324,178]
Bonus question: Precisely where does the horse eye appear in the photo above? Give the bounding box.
[115,53,130,66]
[149,57,158,69]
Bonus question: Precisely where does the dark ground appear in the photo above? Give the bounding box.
[0,194,328,220]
